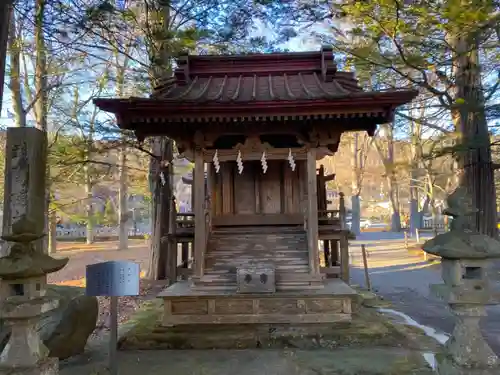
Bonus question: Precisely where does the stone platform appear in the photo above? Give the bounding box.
[158,279,356,326]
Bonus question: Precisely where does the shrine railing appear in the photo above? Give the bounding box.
[176,212,195,228]
[173,209,211,281]
[318,192,346,230]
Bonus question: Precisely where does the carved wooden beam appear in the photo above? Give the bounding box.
[232,134,266,152]
[308,127,342,149]
[203,147,308,162]
[193,130,204,148]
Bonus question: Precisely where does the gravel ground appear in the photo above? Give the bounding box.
[47,241,161,339]
[50,234,500,355]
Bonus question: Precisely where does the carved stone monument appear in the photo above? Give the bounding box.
[422,187,500,375]
[1,128,47,256]
[0,217,68,375]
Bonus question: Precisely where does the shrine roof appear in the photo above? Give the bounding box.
[151,49,365,102]
[93,47,417,135]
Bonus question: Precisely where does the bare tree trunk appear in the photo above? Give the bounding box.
[387,175,402,232]
[113,42,131,250]
[350,133,361,234]
[386,127,401,232]
[84,164,94,244]
[409,117,422,235]
[34,0,48,132]
[48,209,57,253]
[118,143,128,250]
[0,0,13,114]
[8,12,26,128]
[409,176,419,233]
[34,0,50,251]
[147,138,174,280]
[375,124,402,231]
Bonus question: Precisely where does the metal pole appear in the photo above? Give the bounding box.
[361,244,371,291]
[415,228,420,243]
[109,296,118,375]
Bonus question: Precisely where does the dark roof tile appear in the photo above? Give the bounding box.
[153,72,363,103]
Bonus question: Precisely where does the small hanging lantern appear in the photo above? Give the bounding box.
[288,148,296,171]
[261,150,268,174]
[213,149,220,173]
[236,150,244,174]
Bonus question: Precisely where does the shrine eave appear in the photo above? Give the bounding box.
[93,89,418,128]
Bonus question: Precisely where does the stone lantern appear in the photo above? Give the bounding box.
[422,187,500,375]
[0,216,68,375]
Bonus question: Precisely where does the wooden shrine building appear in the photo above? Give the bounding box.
[95,47,416,326]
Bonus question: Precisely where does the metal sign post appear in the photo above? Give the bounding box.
[86,261,140,375]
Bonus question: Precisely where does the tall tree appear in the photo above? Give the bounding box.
[269,0,500,236]
[146,0,175,281]
[331,1,500,236]
[375,124,403,231]
[0,0,13,114]
[347,132,370,234]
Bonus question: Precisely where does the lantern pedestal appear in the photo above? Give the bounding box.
[0,297,60,375]
[422,188,500,375]
[0,217,68,375]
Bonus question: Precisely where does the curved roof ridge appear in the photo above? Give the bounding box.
[173,46,337,81]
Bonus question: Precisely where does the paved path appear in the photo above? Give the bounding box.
[349,232,500,354]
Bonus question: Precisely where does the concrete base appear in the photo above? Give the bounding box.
[0,358,58,375]
[158,279,356,326]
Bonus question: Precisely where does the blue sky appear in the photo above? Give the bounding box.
[0,20,313,129]
[1,23,496,135]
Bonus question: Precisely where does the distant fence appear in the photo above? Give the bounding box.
[56,226,150,239]
[422,218,446,230]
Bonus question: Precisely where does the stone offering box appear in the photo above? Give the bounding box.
[86,261,140,297]
[237,265,276,294]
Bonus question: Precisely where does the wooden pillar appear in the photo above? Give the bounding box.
[306,148,320,275]
[166,196,178,283]
[181,242,189,267]
[323,239,330,267]
[221,163,232,214]
[331,240,339,266]
[317,165,326,211]
[194,149,205,279]
[181,242,189,280]
[191,169,195,211]
[340,234,350,283]
[208,164,216,217]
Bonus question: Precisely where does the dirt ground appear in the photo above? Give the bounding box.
[49,240,150,283]
[60,348,435,375]
[51,235,500,371]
